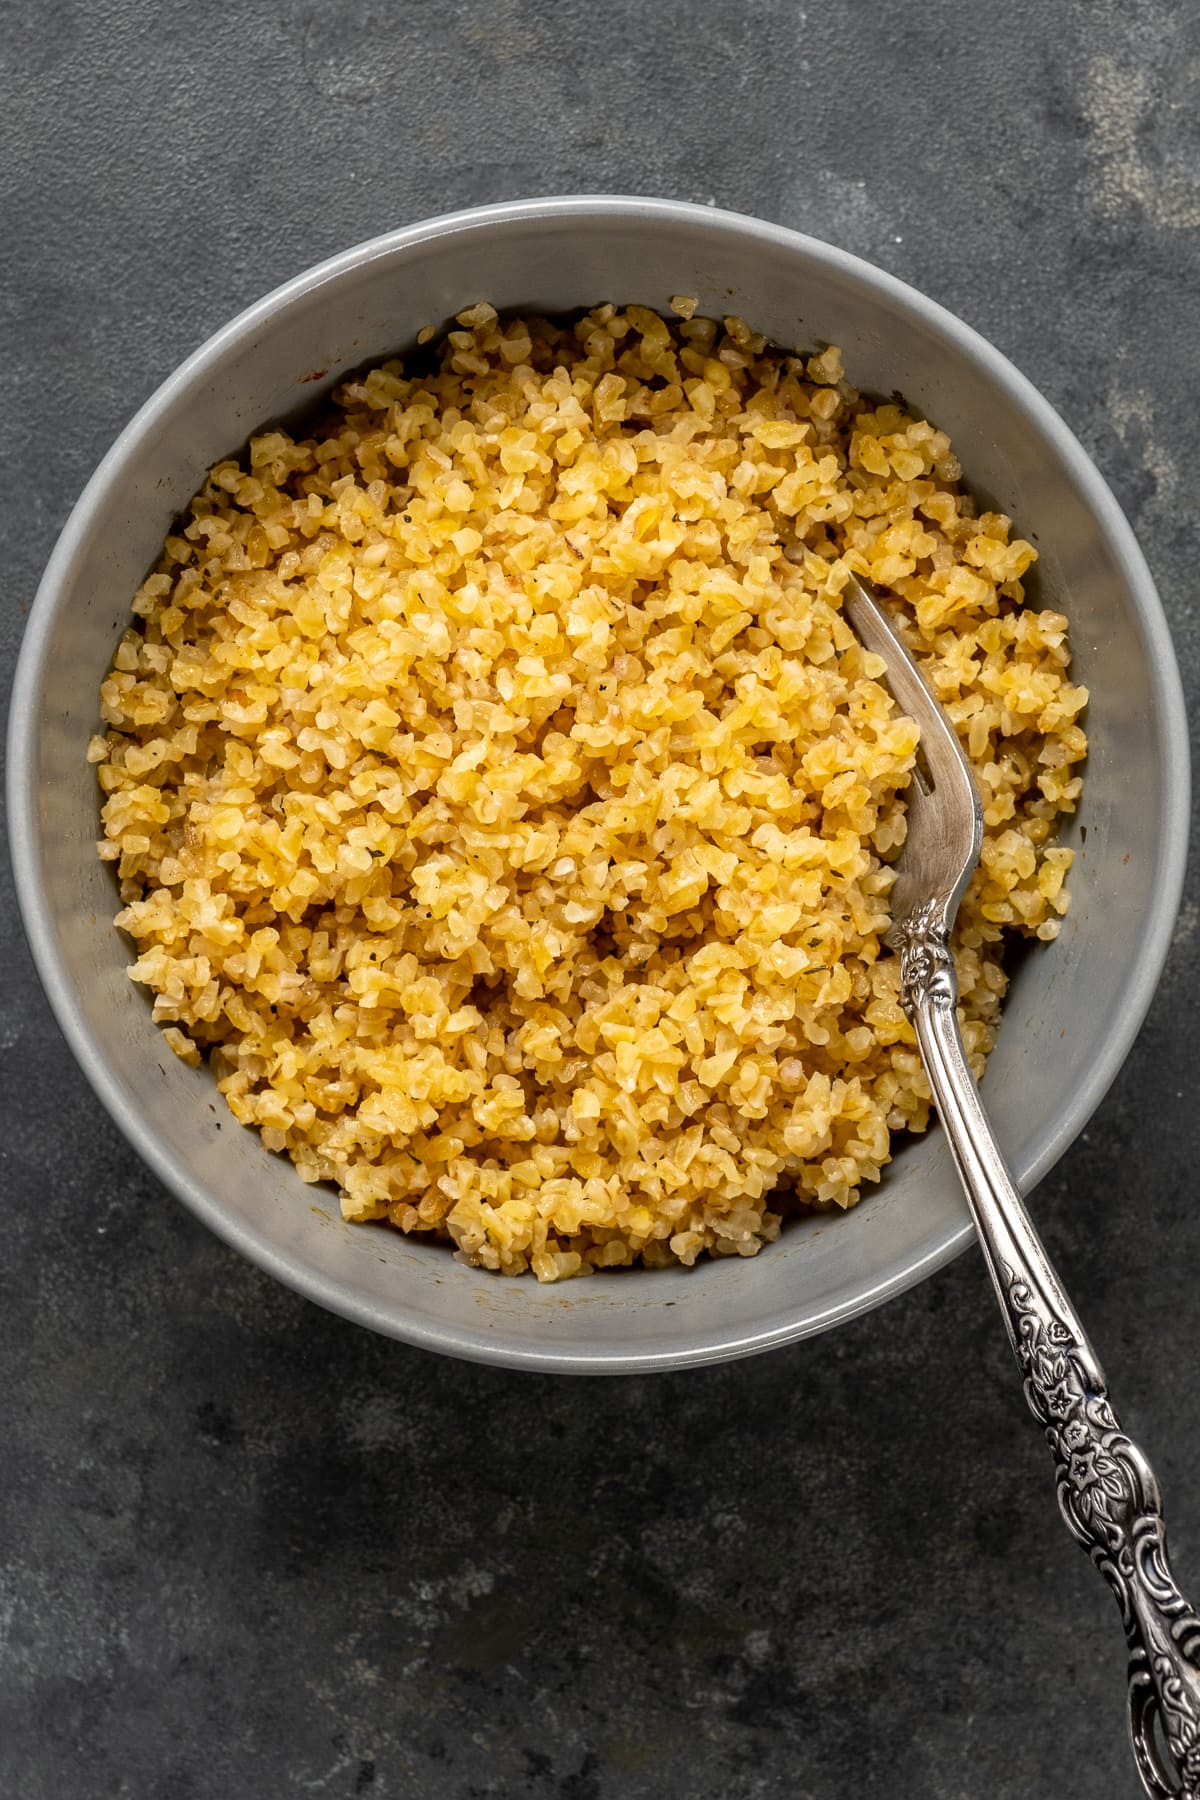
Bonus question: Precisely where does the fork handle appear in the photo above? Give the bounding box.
[893,902,1200,1800]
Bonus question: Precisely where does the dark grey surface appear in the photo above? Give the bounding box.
[2,0,1197,1794]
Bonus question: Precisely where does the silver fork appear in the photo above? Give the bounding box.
[843,571,1200,1800]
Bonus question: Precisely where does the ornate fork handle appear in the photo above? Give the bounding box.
[893,901,1200,1800]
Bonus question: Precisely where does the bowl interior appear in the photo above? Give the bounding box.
[11,199,1186,1370]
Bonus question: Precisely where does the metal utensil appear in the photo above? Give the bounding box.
[843,570,1200,1800]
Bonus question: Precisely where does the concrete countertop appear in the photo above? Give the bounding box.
[2,0,1197,1794]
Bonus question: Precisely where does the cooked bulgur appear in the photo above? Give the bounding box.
[92,303,1087,1281]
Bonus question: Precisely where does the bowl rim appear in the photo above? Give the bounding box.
[7,194,1191,1372]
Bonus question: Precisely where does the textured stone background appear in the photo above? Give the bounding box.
[2,1,1198,1795]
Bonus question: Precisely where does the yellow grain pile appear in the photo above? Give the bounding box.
[92,303,1087,1279]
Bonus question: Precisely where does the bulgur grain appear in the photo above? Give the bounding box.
[94,304,1087,1279]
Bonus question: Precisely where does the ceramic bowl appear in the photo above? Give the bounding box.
[8,197,1189,1371]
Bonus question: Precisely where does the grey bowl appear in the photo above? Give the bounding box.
[8,197,1189,1373]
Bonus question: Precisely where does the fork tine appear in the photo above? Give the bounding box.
[840,572,984,926]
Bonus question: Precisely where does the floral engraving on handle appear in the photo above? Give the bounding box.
[1008,1274,1200,1797]
[888,899,957,1014]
